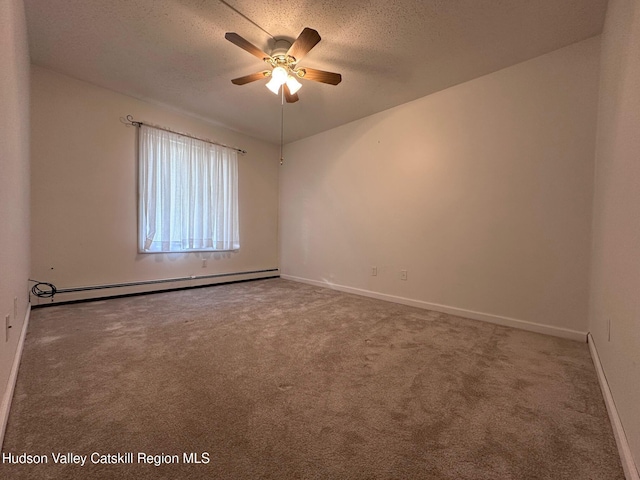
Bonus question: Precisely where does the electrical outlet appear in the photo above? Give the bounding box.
[400,270,407,281]
[371,266,377,276]
[14,297,18,319]
[5,315,11,342]
[202,259,207,268]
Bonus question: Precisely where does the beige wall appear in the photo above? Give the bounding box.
[30,66,280,304]
[280,37,600,339]
[0,0,30,429]
[8,2,640,470]
[589,0,640,471]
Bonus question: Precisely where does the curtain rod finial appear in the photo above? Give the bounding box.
[125,115,142,127]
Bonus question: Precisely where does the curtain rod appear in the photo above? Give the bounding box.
[124,115,247,155]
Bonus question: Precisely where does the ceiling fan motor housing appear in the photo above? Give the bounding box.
[271,38,293,58]
[267,38,298,75]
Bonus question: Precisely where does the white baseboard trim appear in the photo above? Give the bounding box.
[0,304,31,448]
[281,275,587,342]
[588,333,640,480]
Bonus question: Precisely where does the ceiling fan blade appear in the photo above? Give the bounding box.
[225,32,270,61]
[287,28,321,62]
[284,84,299,103]
[231,71,269,85]
[299,67,342,85]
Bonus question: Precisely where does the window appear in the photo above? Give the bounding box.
[138,125,239,253]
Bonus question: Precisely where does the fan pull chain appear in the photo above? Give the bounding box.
[280,87,285,166]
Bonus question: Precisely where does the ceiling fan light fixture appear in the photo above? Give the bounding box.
[271,66,288,84]
[266,77,282,94]
[266,66,288,95]
[286,75,302,95]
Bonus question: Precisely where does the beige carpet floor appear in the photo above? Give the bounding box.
[2,278,624,479]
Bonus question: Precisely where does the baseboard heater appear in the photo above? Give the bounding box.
[56,268,279,293]
[32,269,279,306]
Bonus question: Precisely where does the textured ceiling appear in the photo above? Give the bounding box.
[24,0,608,144]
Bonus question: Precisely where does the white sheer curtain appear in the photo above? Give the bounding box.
[139,125,239,252]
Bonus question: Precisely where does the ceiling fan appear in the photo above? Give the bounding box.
[225,28,342,103]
